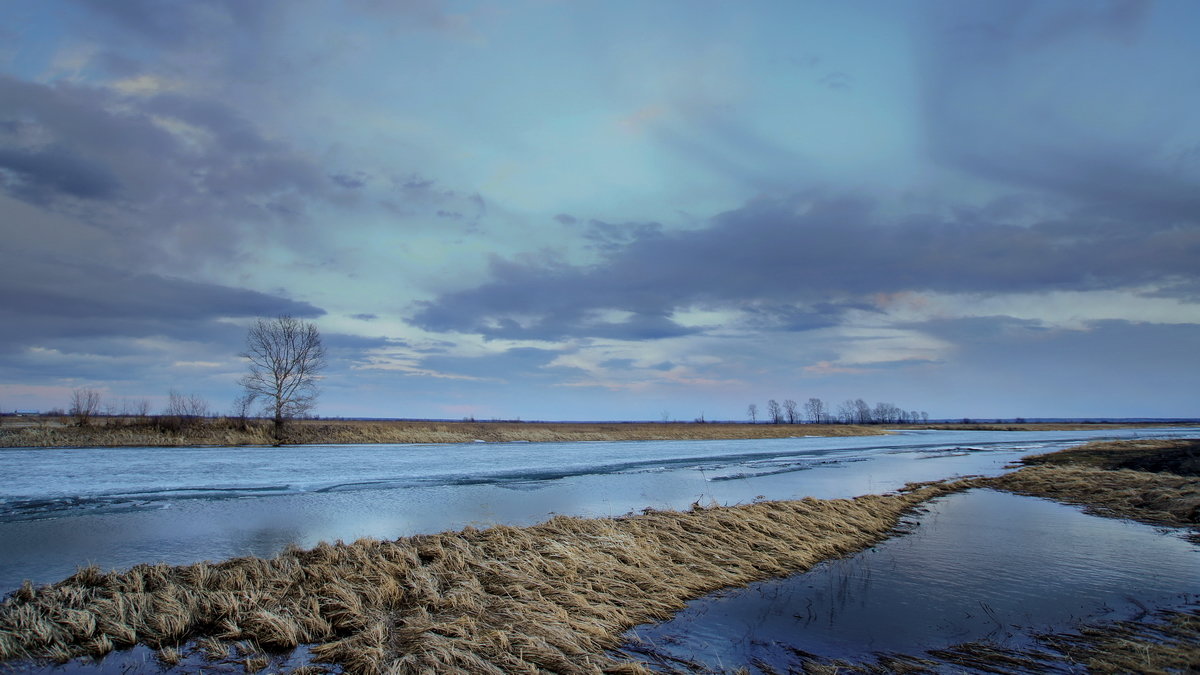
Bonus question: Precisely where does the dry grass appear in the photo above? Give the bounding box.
[790,606,1200,674]
[0,482,963,673]
[0,418,890,448]
[984,439,1200,532]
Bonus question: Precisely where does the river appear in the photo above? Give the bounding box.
[1,427,1194,595]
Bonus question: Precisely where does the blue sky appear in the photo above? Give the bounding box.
[2,0,1199,421]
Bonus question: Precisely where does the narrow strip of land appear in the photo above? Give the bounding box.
[0,419,897,447]
[3,417,1190,448]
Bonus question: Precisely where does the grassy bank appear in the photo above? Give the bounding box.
[0,417,890,448]
[0,482,963,673]
[986,438,1200,535]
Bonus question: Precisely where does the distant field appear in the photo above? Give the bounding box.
[0,418,892,447]
[1,416,1193,448]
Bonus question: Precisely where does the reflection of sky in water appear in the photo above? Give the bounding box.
[1,428,1196,593]
[624,489,1200,671]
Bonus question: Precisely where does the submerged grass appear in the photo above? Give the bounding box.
[0,482,963,673]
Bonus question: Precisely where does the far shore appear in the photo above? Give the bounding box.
[1,416,1194,448]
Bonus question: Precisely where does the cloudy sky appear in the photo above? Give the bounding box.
[2,0,1198,421]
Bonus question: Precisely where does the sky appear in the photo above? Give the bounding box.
[1,0,1199,422]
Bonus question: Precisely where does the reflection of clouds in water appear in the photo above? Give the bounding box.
[624,489,1200,669]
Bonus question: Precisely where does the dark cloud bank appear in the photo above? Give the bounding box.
[413,194,1200,341]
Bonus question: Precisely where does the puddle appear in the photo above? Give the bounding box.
[621,489,1200,672]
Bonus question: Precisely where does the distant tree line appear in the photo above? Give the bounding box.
[29,316,327,443]
[748,398,929,425]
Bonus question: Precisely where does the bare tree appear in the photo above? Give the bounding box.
[804,397,827,424]
[837,399,856,424]
[873,402,900,425]
[850,398,870,424]
[767,399,783,424]
[240,315,326,442]
[746,403,758,423]
[164,390,209,430]
[231,392,255,431]
[69,388,102,427]
[783,399,799,424]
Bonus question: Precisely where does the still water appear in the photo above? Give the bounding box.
[0,428,1196,593]
[623,489,1199,671]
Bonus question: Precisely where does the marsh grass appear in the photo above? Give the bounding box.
[789,606,1200,674]
[984,439,1200,533]
[0,482,962,673]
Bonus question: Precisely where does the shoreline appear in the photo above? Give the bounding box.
[2,418,1193,448]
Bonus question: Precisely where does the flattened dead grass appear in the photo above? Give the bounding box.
[0,482,961,673]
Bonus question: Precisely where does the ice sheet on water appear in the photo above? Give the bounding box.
[0,427,1196,591]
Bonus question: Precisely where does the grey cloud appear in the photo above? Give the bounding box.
[918,1,1199,226]
[554,213,578,225]
[414,347,564,383]
[0,257,321,340]
[331,172,370,189]
[71,0,271,48]
[583,219,662,254]
[0,75,328,262]
[383,174,487,229]
[412,194,1200,340]
[0,145,121,202]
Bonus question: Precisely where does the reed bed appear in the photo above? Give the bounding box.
[0,482,962,673]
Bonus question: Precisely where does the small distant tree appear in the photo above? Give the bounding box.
[783,399,799,424]
[805,397,827,424]
[240,315,326,442]
[69,388,102,427]
[231,393,255,431]
[164,390,209,430]
[747,403,758,423]
[767,399,783,424]
[854,398,873,424]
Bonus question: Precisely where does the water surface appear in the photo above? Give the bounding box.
[623,489,1200,672]
[1,427,1194,593]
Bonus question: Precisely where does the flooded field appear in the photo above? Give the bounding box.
[1,429,1197,673]
[1,428,1195,594]
[623,488,1200,672]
